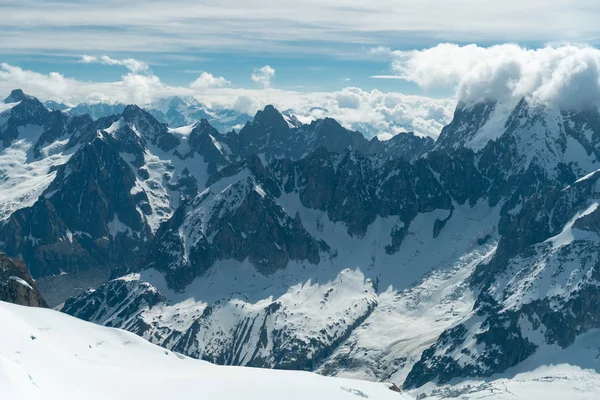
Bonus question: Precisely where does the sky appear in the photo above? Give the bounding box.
[2,0,600,137]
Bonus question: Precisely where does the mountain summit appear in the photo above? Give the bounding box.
[3,88,28,103]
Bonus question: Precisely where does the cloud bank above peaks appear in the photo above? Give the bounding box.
[378,43,600,109]
[0,62,453,138]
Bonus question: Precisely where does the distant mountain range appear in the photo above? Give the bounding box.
[42,95,436,141]
[43,96,253,134]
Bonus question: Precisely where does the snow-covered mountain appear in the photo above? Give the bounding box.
[146,96,253,134]
[44,95,438,142]
[4,88,600,397]
[45,96,253,134]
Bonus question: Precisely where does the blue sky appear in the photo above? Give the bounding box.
[3,1,600,139]
[2,0,599,95]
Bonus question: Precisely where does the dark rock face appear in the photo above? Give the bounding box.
[0,253,46,307]
[62,277,165,332]
[185,119,231,174]
[0,96,50,147]
[435,100,497,150]
[149,156,327,291]
[0,131,153,300]
[122,105,180,152]
[272,149,452,238]
[3,89,29,103]
[403,159,600,388]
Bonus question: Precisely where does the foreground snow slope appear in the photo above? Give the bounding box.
[0,301,403,400]
[3,300,600,400]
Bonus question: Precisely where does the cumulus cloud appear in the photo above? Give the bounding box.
[189,72,231,90]
[379,43,600,109]
[0,63,178,104]
[251,65,275,88]
[192,86,455,138]
[79,55,149,73]
[0,63,453,138]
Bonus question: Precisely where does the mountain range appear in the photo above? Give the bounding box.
[42,95,437,141]
[3,87,600,398]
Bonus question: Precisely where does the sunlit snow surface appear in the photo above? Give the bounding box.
[0,301,404,400]
[3,301,600,399]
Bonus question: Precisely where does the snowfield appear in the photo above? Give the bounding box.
[3,300,600,400]
[0,301,404,400]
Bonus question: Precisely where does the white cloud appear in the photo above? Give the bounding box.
[379,43,600,109]
[79,55,149,73]
[251,65,275,88]
[335,89,361,109]
[0,63,453,138]
[189,72,231,90]
[79,55,97,64]
[0,63,177,105]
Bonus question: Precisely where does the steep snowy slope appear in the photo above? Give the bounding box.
[0,301,404,400]
[436,98,600,179]
[0,91,91,220]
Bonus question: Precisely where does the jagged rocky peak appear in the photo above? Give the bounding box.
[122,103,152,122]
[3,88,29,103]
[254,104,289,127]
[190,118,221,138]
[434,99,498,150]
[116,104,179,152]
[241,104,291,143]
[187,118,230,173]
[0,90,51,147]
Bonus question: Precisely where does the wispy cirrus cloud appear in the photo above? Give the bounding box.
[0,0,598,57]
[79,55,150,73]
